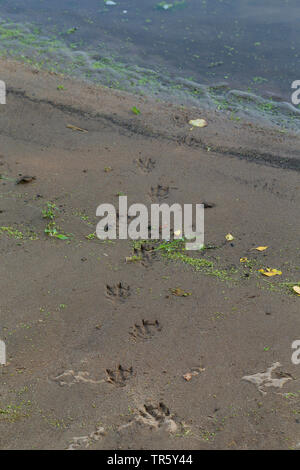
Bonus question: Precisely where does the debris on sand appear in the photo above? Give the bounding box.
[16,175,36,184]
[170,287,191,297]
[66,124,88,132]
[183,367,205,381]
[201,201,216,209]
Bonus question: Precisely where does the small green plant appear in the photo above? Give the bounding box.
[42,202,57,220]
[156,238,186,253]
[0,226,23,239]
[44,222,69,240]
[85,232,96,240]
[131,106,141,115]
[125,255,143,263]
[65,27,77,34]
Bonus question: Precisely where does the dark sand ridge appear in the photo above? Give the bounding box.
[0,58,300,449]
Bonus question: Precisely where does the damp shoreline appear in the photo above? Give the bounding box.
[0,16,300,134]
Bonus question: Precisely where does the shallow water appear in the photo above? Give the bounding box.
[0,0,300,128]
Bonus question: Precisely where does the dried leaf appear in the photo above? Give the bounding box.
[259,268,282,277]
[254,246,268,251]
[183,372,193,382]
[240,257,248,263]
[189,118,207,128]
[183,367,205,382]
[67,124,88,132]
[292,286,300,296]
[225,233,234,241]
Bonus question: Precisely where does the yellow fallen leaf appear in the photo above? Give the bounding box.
[259,268,282,277]
[240,257,248,263]
[292,286,300,296]
[189,118,208,128]
[254,246,268,251]
[226,233,234,241]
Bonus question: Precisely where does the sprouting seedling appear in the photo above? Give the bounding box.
[85,232,97,240]
[42,202,57,220]
[44,222,69,240]
[131,106,141,115]
[66,27,77,34]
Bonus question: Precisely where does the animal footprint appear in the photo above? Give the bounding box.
[105,365,133,387]
[129,319,162,341]
[106,282,131,302]
[149,185,169,202]
[136,402,179,433]
[135,157,156,173]
[134,243,157,267]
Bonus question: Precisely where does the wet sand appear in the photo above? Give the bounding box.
[0,58,300,450]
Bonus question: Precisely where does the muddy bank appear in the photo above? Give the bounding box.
[0,59,300,449]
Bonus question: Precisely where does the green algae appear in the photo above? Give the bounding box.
[0,18,299,131]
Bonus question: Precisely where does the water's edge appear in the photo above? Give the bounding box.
[1,18,300,133]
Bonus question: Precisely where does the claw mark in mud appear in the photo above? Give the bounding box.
[149,185,169,202]
[106,282,131,302]
[133,243,157,267]
[105,365,133,387]
[67,426,106,450]
[172,112,189,128]
[52,370,105,387]
[136,402,182,433]
[135,157,156,173]
[242,362,293,395]
[129,319,162,341]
